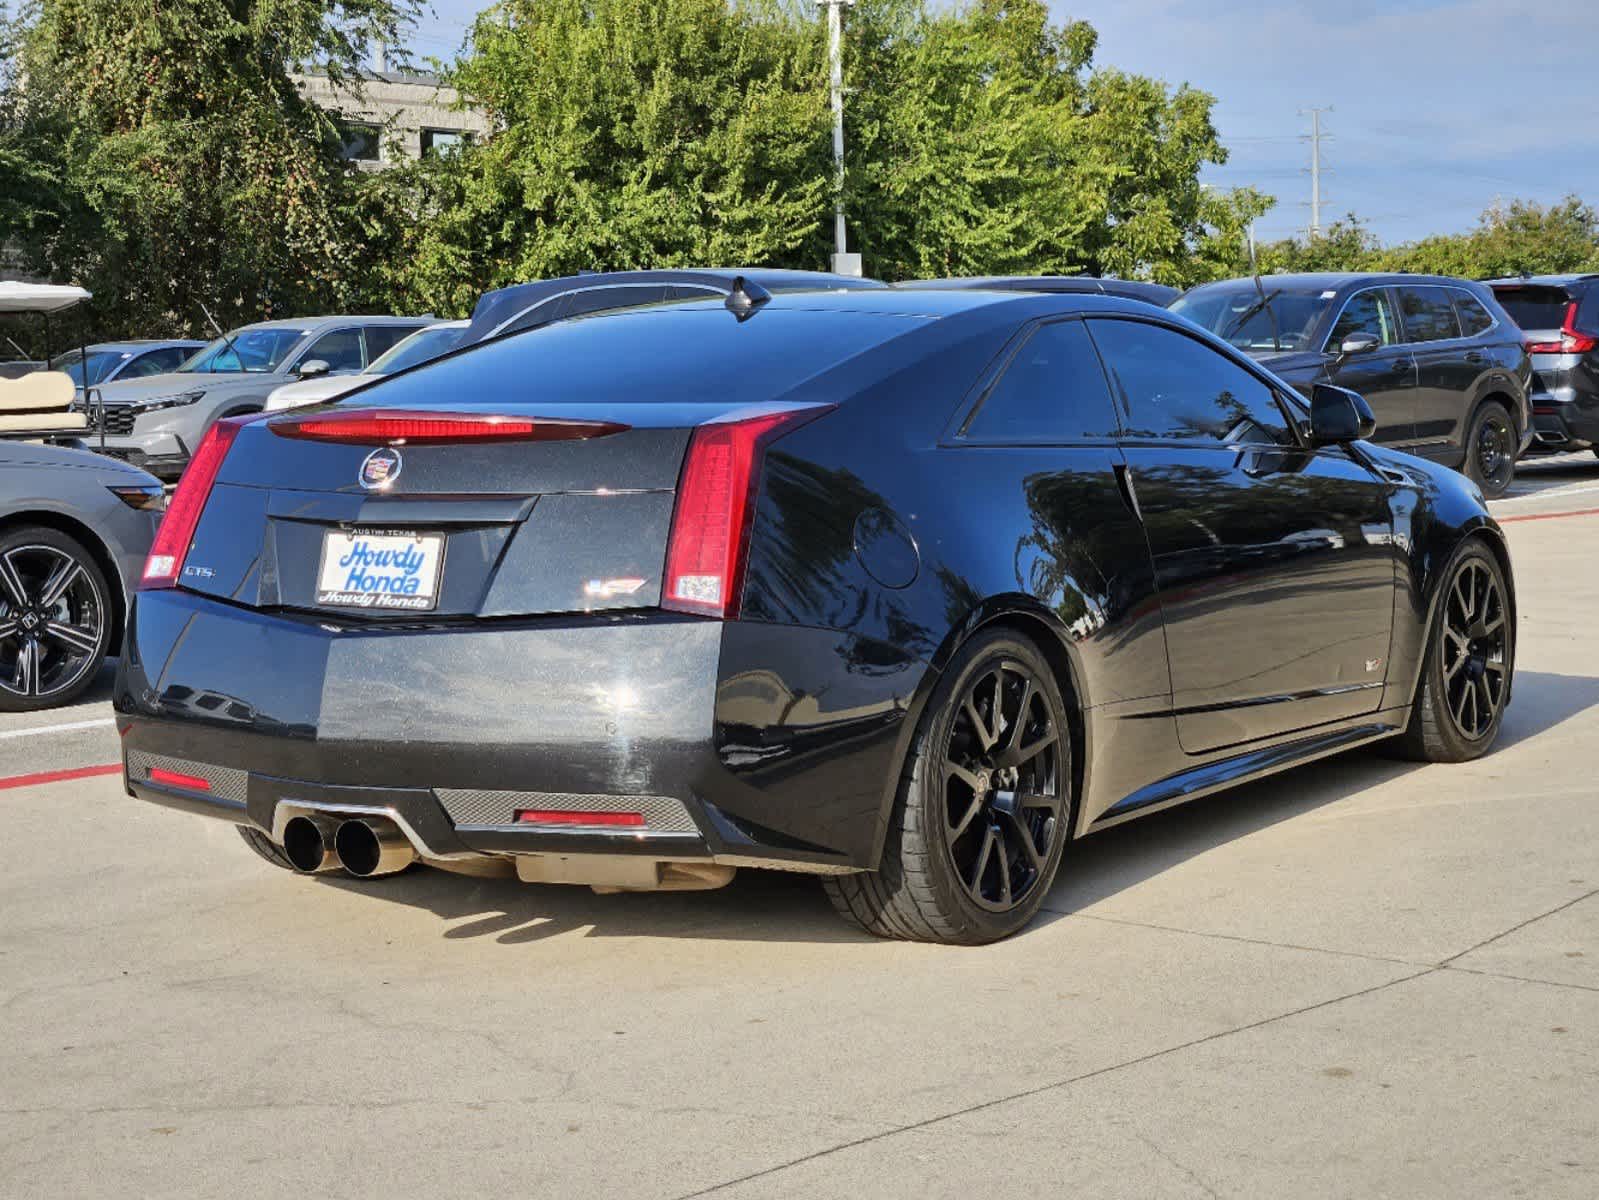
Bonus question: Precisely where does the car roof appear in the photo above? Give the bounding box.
[1190,272,1477,291]
[1484,273,1599,288]
[79,339,206,352]
[232,315,433,333]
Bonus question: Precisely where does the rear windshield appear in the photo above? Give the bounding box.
[369,325,466,375]
[1491,286,1571,332]
[358,307,931,410]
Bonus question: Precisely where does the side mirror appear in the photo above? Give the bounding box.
[297,359,331,378]
[1338,332,1380,359]
[1310,384,1377,445]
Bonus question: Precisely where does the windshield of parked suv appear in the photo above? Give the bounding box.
[178,327,308,374]
[368,324,467,375]
[1171,282,1335,352]
[48,349,124,386]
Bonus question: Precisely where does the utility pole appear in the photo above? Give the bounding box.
[1299,106,1332,240]
[818,0,860,277]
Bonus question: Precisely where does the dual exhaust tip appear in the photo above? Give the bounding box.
[282,814,416,878]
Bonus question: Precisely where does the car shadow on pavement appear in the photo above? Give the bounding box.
[311,670,1599,946]
[1048,669,1599,915]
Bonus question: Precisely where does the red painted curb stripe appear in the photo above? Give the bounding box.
[1499,506,1599,525]
[0,762,121,792]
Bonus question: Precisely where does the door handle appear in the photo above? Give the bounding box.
[1465,351,1485,364]
[1113,462,1142,521]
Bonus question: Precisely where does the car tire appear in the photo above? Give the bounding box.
[823,629,1073,945]
[0,526,113,712]
[1463,400,1516,498]
[237,826,297,871]
[1390,540,1513,763]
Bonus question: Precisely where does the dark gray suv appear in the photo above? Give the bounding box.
[1487,275,1599,458]
[1173,273,1533,496]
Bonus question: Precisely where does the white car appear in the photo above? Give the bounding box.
[263,320,469,412]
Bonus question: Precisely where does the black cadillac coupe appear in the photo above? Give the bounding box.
[118,284,1516,944]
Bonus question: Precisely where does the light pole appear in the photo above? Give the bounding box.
[818,0,860,277]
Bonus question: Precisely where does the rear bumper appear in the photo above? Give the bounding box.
[116,588,924,872]
[1530,389,1599,449]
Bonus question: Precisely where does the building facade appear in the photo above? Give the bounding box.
[293,70,491,168]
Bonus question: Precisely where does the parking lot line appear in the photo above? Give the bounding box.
[0,716,116,741]
[0,762,120,791]
[1497,506,1599,525]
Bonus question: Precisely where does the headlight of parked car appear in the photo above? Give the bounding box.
[133,389,206,413]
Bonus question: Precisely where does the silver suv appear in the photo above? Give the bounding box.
[90,316,429,478]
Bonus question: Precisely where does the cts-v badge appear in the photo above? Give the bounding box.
[359,447,402,490]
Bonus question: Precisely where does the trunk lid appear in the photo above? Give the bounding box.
[180,402,749,619]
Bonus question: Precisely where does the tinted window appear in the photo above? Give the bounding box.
[1087,319,1291,445]
[565,285,668,319]
[1453,292,1495,337]
[1399,286,1462,342]
[1329,289,1400,348]
[964,321,1118,442]
[1492,285,1571,332]
[303,328,364,372]
[369,325,466,375]
[1577,286,1599,331]
[122,349,183,378]
[364,325,419,360]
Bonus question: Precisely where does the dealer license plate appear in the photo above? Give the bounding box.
[316,530,445,611]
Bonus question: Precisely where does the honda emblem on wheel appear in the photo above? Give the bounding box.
[359,447,402,490]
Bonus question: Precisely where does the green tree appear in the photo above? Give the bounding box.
[2,0,416,337]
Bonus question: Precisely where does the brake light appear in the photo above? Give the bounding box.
[514,809,645,827]
[140,417,248,589]
[662,406,834,619]
[268,409,628,444]
[1526,302,1598,354]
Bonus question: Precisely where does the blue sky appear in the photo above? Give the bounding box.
[408,0,1599,245]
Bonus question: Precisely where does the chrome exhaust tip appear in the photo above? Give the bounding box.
[282,814,342,874]
[334,817,417,878]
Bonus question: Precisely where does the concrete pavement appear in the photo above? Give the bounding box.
[2,455,1596,1198]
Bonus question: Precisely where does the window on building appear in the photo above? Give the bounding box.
[421,128,472,158]
[338,122,382,163]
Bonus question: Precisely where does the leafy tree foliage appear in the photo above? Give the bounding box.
[2,0,416,336]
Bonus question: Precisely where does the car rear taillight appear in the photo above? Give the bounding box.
[139,416,249,590]
[268,409,629,444]
[1526,302,1598,354]
[662,406,833,619]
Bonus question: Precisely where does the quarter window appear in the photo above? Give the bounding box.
[1398,286,1462,342]
[364,325,419,360]
[1329,290,1400,348]
[1452,292,1495,337]
[963,320,1119,442]
[1086,319,1291,446]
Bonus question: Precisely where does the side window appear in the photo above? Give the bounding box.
[364,325,419,361]
[119,353,167,380]
[564,285,668,319]
[963,321,1118,442]
[1398,286,1462,342]
[1452,292,1495,337]
[1329,290,1400,348]
[1086,319,1292,446]
[302,328,365,372]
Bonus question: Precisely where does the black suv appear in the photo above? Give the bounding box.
[1486,274,1599,458]
[1173,273,1532,495]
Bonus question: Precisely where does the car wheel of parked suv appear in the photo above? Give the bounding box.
[1465,400,1516,497]
[1392,541,1512,763]
[0,527,112,712]
[824,630,1072,945]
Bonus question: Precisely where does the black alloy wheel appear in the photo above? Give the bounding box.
[1439,557,1509,741]
[1466,401,1515,498]
[942,662,1065,913]
[824,630,1073,944]
[1392,540,1513,763]
[0,529,111,712]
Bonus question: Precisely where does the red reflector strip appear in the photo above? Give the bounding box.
[147,766,212,793]
[514,809,646,828]
[269,409,629,445]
